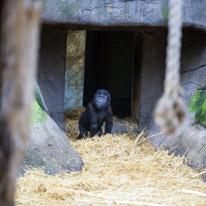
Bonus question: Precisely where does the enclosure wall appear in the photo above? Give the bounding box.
[38,25,67,130]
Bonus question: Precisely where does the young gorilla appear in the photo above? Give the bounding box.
[78,89,113,139]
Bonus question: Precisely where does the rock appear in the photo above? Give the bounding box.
[112,118,139,135]
[21,100,84,175]
[42,0,206,31]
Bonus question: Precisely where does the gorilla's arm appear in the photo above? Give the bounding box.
[105,105,113,134]
[87,103,98,137]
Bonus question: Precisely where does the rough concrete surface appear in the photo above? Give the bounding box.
[64,30,86,111]
[42,0,206,31]
[139,29,206,135]
[37,26,67,131]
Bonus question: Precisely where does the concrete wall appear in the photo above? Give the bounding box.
[64,30,86,111]
[138,29,206,174]
[180,29,206,103]
[138,29,206,146]
[37,25,67,130]
[42,0,206,32]
[138,30,167,136]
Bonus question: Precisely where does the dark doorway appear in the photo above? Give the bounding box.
[84,31,136,118]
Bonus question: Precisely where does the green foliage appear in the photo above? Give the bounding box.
[31,100,46,124]
[189,90,206,125]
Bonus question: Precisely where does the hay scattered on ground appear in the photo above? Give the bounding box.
[16,109,206,205]
[64,107,138,140]
[16,132,206,206]
[65,107,85,120]
[64,107,85,139]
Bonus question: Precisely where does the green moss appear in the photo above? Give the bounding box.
[31,100,46,124]
[189,90,206,125]
[34,87,42,107]
[162,6,169,22]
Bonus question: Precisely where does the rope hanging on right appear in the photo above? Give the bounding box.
[155,0,186,134]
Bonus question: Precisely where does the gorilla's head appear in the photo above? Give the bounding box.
[92,89,111,109]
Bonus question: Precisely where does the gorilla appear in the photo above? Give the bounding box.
[78,89,113,139]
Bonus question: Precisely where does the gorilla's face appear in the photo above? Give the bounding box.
[95,93,107,108]
[93,89,111,109]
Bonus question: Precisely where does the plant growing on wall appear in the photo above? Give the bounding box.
[189,90,206,125]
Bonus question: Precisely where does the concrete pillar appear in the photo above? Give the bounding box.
[37,25,67,130]
[64,30,86,111]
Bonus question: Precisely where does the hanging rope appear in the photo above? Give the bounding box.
[155,0,185,134]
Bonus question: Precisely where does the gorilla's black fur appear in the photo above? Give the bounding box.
[78,89,113,139]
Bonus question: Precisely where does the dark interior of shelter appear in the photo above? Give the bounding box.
[84,31,137,118]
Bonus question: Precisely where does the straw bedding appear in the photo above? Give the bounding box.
[15,108,206,206]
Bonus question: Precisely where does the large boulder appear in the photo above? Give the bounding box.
[42,0,206,31]
[21,99,84,175]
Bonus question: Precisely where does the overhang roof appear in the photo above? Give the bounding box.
[42,0,206,31]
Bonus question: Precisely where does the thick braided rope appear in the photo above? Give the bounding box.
[155,0,185,134]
